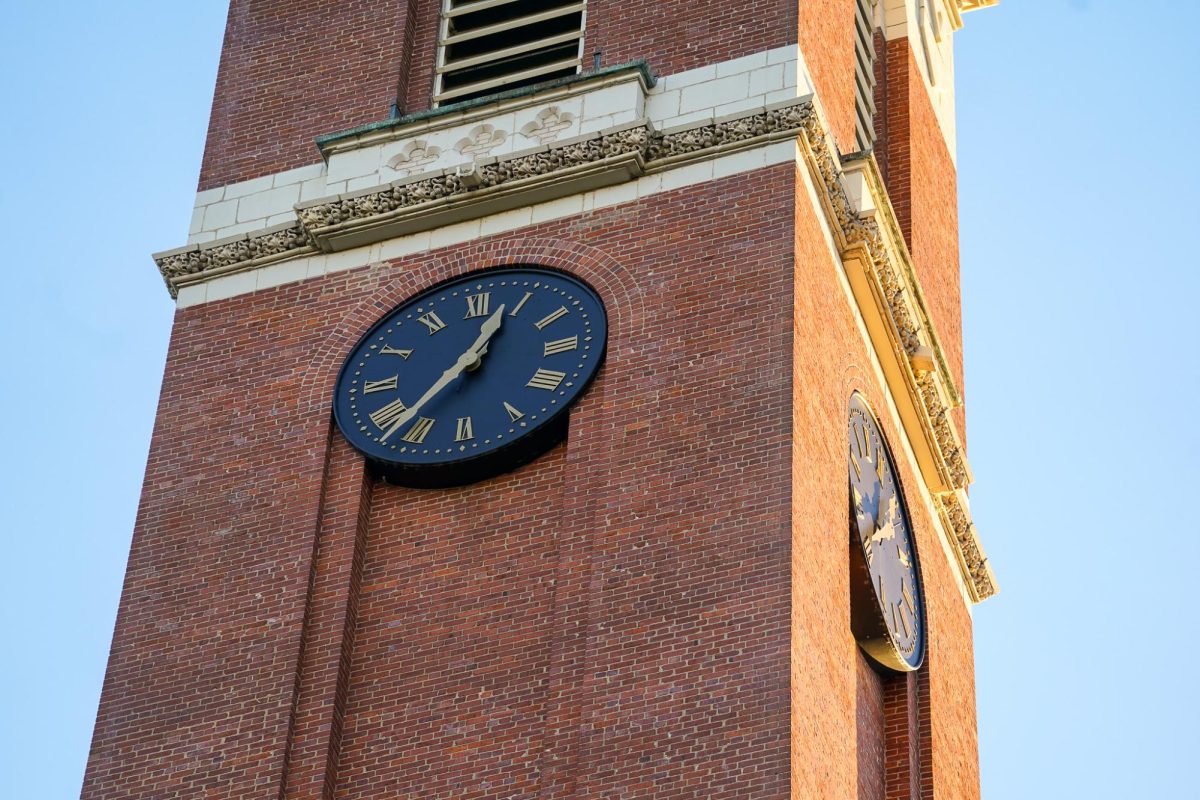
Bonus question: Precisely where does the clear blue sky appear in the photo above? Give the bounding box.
[1,2,1194,797]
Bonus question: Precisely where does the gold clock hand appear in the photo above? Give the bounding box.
[380,304,505,443]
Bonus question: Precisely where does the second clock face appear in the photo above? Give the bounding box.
[848,393,926,672]
[332,267,607,486]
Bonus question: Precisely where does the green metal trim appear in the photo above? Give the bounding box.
[315,60,656,154]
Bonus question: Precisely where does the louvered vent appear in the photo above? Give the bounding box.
[435,0,586,107]
[853,0,878,151]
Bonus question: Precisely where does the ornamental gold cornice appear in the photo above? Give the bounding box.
[154,101,817,296]
[795,111,995,602]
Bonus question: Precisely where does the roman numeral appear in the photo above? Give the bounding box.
[849,453,862,481]
[894,601,911,638]
[901,577,915,614]
[503,401,525,422]
[509,291,532,316]
[455,417,474,441]
[853,423,867,459]
[543,336,578,356]
[401,417,435,444]
[534,306,568,330]
[464,292,490,318]
[362,375,398,394]
[526,368,566,391]
[379,346,412,359]
[417,311,446,335]
[368,398,408,430]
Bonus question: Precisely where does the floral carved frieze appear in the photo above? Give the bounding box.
[294,106,815,239]
[649,102,812,160]
[793,109,994,601]
[158,103,818,291]
[297,124,654,235]
[937,492,996,601]
[157,225,312,284]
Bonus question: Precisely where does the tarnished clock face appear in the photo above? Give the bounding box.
[332,267,607,487]
[847,393,926,672]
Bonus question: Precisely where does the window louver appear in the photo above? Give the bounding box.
[436,0,586,106]
[853,0,878,151]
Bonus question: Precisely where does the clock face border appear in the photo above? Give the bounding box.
[331,265,608,488]
[847,392,927,673]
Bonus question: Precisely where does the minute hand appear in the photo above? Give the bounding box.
[379,304,505,443]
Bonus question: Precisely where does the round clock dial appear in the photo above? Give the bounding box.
[332,267,607,487]
[847,393,926,672]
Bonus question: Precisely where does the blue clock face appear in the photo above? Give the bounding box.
[332,267,607,486]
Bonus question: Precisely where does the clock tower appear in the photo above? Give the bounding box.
[83,1,998,798]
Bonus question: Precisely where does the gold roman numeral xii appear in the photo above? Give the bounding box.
[464,293,490,319]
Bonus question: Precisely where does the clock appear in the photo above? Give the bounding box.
[847,393,926,672]
[332,267,607,487]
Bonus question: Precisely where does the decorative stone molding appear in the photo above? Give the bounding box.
[915,371,969,487]
[648,102,813,163]
[157,100,817,290]
[795,111,994,601]
[454,124,508,157]
[298,123,654,252]
[520,106,575,144]
[387,141,442,176]
[937,490,997,602]
[156,224,314,286]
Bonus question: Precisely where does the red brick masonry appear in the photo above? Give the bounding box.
[85,162,978,798]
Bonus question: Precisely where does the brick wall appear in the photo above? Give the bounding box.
[798,0,858,153]
[199,0,413,191]
[790,162,978,798]
[88,156,978,799]
[92,0,986,792]
[88,168,796,797]
[856,652,886,799]
[199,0,802,191]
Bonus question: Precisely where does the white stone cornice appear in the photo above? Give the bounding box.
[796,110,996,602]
[181,46,811,248]
[157,100,816,294]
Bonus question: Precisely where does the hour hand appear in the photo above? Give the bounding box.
[468,304,506,356]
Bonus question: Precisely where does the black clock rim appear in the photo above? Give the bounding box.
[847,391,928,672]
[331,265,608,489]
